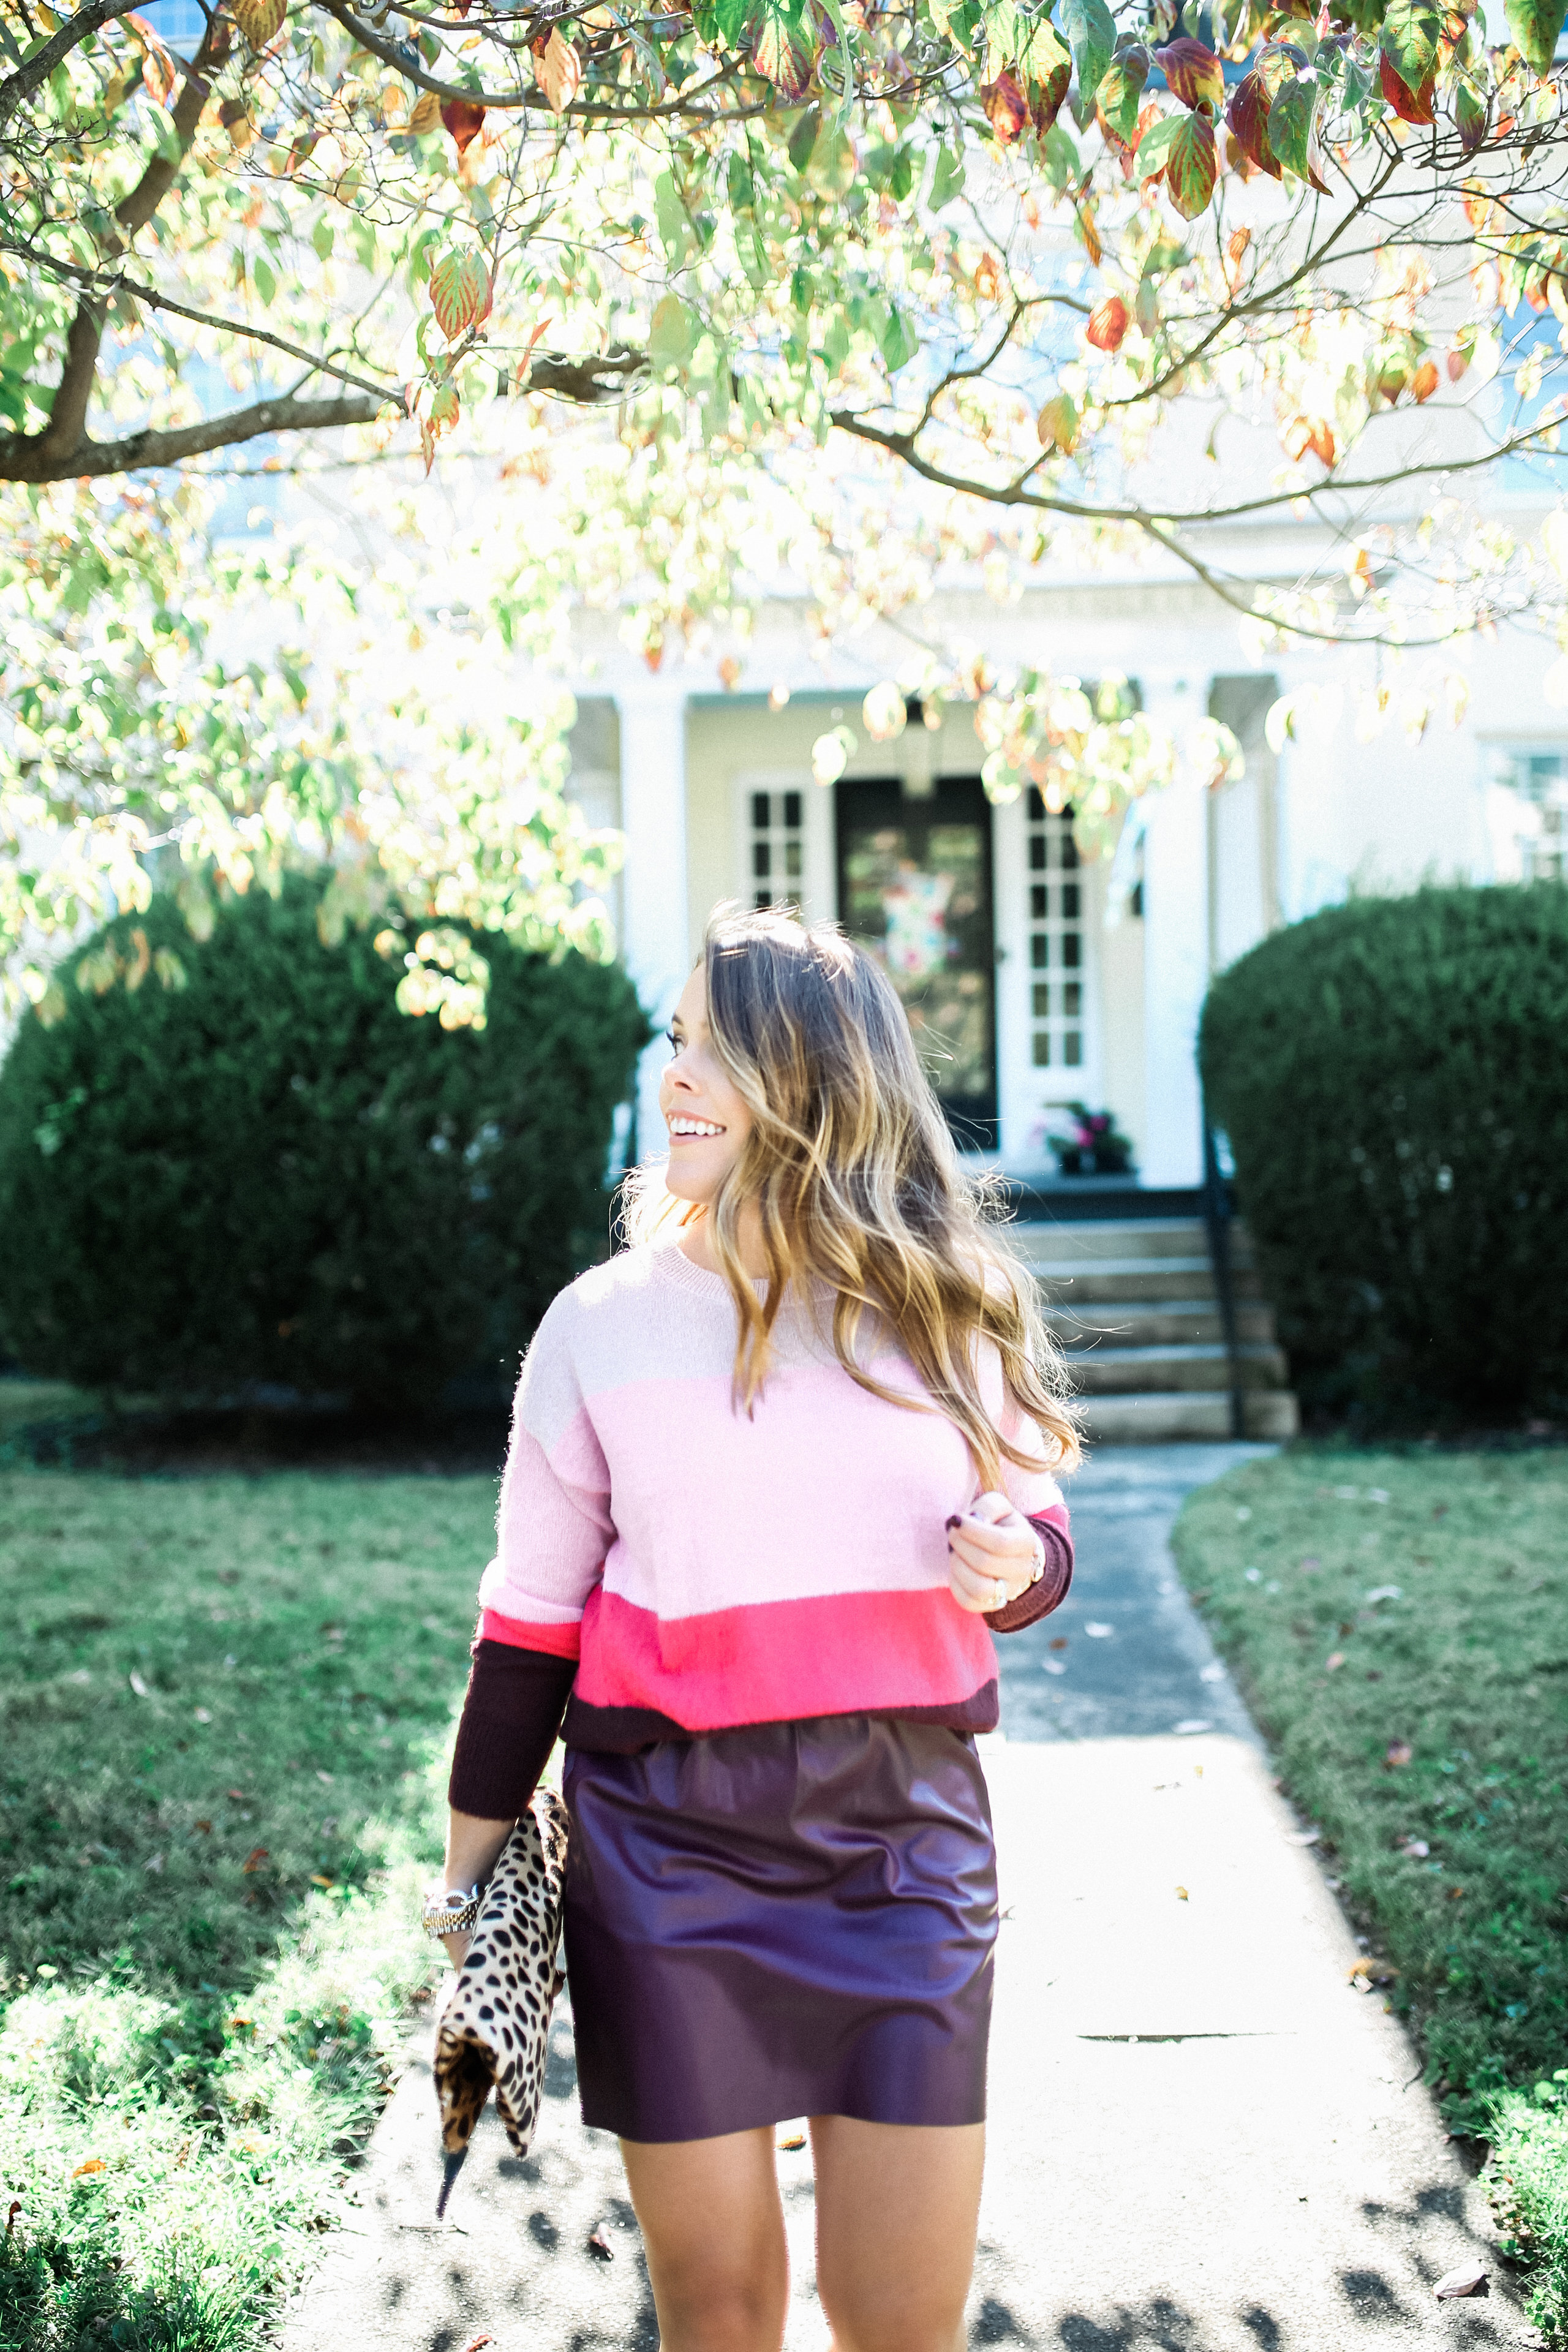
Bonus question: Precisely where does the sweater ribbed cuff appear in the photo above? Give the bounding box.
[984,1514,1074,1635]
[447,1640,577,1820]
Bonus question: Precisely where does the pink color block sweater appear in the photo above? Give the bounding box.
[463,1240,1072,1773]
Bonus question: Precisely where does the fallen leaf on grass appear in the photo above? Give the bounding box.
[194,1708,212,1724]
[143,1852,164,1874]
[587,2226,615,2261]
[1400,1838,1430,1858]
[316,1770,334,1784]
[241,1847,269,1872]
[226,1789,249,1801]
[72,2160,106,2179]
[128,1671,149,1697]
[1433,2258,1487,2298]
[1174,1885,1189,1901]
[194,1819,212,1833]
[459,2337,494,2352]
[1385,1741,1414,1768]
[1326,1653,1346,1671]
[1348,1956,1398,1989]
[777,2132,807,2151]
[311,1873,334,1887]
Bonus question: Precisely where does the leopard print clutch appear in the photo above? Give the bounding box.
[432,1788,569,2214]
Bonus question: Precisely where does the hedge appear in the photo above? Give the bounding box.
[0,876,650,1407]
[1199,884,1568,1422]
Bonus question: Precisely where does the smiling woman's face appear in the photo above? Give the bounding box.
[659,964,753,1208]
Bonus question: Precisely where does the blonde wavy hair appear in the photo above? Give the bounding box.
[624,903,1080,1485]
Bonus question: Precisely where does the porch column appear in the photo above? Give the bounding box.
[615,685,690,1163]
[1140,677,1208,1188]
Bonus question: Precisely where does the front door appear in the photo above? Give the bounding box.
[835,774,998,1149]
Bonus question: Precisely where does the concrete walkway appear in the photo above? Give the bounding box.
[283,1447,1528,2352]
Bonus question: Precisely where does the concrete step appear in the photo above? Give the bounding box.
[1043,1300,1278,1348]
[1079,1389,1302,1444]
[1066,1342,1289,1396]
[1031,1259,1265,1304]
[1012,1217,1208,1264]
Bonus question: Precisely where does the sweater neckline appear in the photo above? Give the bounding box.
[654,1236,769,1299]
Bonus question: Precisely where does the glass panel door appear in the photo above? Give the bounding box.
[835,774,998,1148]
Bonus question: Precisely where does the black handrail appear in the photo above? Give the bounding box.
[1201,1099,1245,1441]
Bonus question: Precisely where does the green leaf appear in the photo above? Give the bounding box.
[726,150,756,213]
[1380,0,1441,90]
[1267,74,1316,179]
[807,123,857,195]
[787,102,821,168]
[1096,46,1149,140]
[654,170,689,258]
[1054,0,1114,108]
[880,305,917,372]
[312,218,334,261]
[649,293,693,366]
[1504,0,1566,72]
[930,141,965,203]
[1041,120,1079,187]
[252,254,277,307]
[713,0,748,46]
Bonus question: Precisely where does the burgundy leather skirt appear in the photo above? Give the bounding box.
[560,1713,998,2144]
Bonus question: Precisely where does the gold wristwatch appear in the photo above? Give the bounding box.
[422,1882,483,1939]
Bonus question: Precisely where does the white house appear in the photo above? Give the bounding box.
[563,566,1565,1194]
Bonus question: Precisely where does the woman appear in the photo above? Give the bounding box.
[429,905,1078,2352]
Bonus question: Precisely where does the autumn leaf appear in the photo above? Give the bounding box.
[228,0,285,48]
[1155,36,1224,115]
[1019,16,1072,127]
[1412,358,1439,399]
[1137,110,1217,216]
[1086,295,1128,350]
[1227,226,1251,268]
[1226,70,1281,176]
[537,27,582,112]
[1036,391,1080,452]
[72,2159,107,2179]
[1379,47,1436,121]
[1054,0,1115,111]
[1504,0,1566,74]
[429,247,491,340]
[407,91,441,134]
[440,98,486,153]
[241,1845,270,1871]
[752,0,815,100]
[1381,0,1441,91]
[1096,46,1150,143]
[982,72,1029,143]
[1267,75,1318,181]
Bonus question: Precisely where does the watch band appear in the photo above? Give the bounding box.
[423,1883,483,1939]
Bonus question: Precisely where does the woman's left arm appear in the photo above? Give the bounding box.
[946,1493,1074,1632]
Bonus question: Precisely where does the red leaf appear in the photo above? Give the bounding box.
[1159,110,1218,217]
[429,247,491,340]
[1226,72,1281,176]
[241,1846,269,1872]
[1412,360,1439,400]
[1086,295,1128,351]
[982,71,1029,143]
[1155,34,1224,114]
[1447,345,1469,380]
[752,11,815,100]
[1379,47,1436,121]
[440,98,486,153]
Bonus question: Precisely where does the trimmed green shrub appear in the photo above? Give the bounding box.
[1199,884,1568,1421]
[0,876,650,1406]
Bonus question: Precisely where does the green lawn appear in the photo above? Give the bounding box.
[0,1465,496,2352]
[1173,1446,1568,2343]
